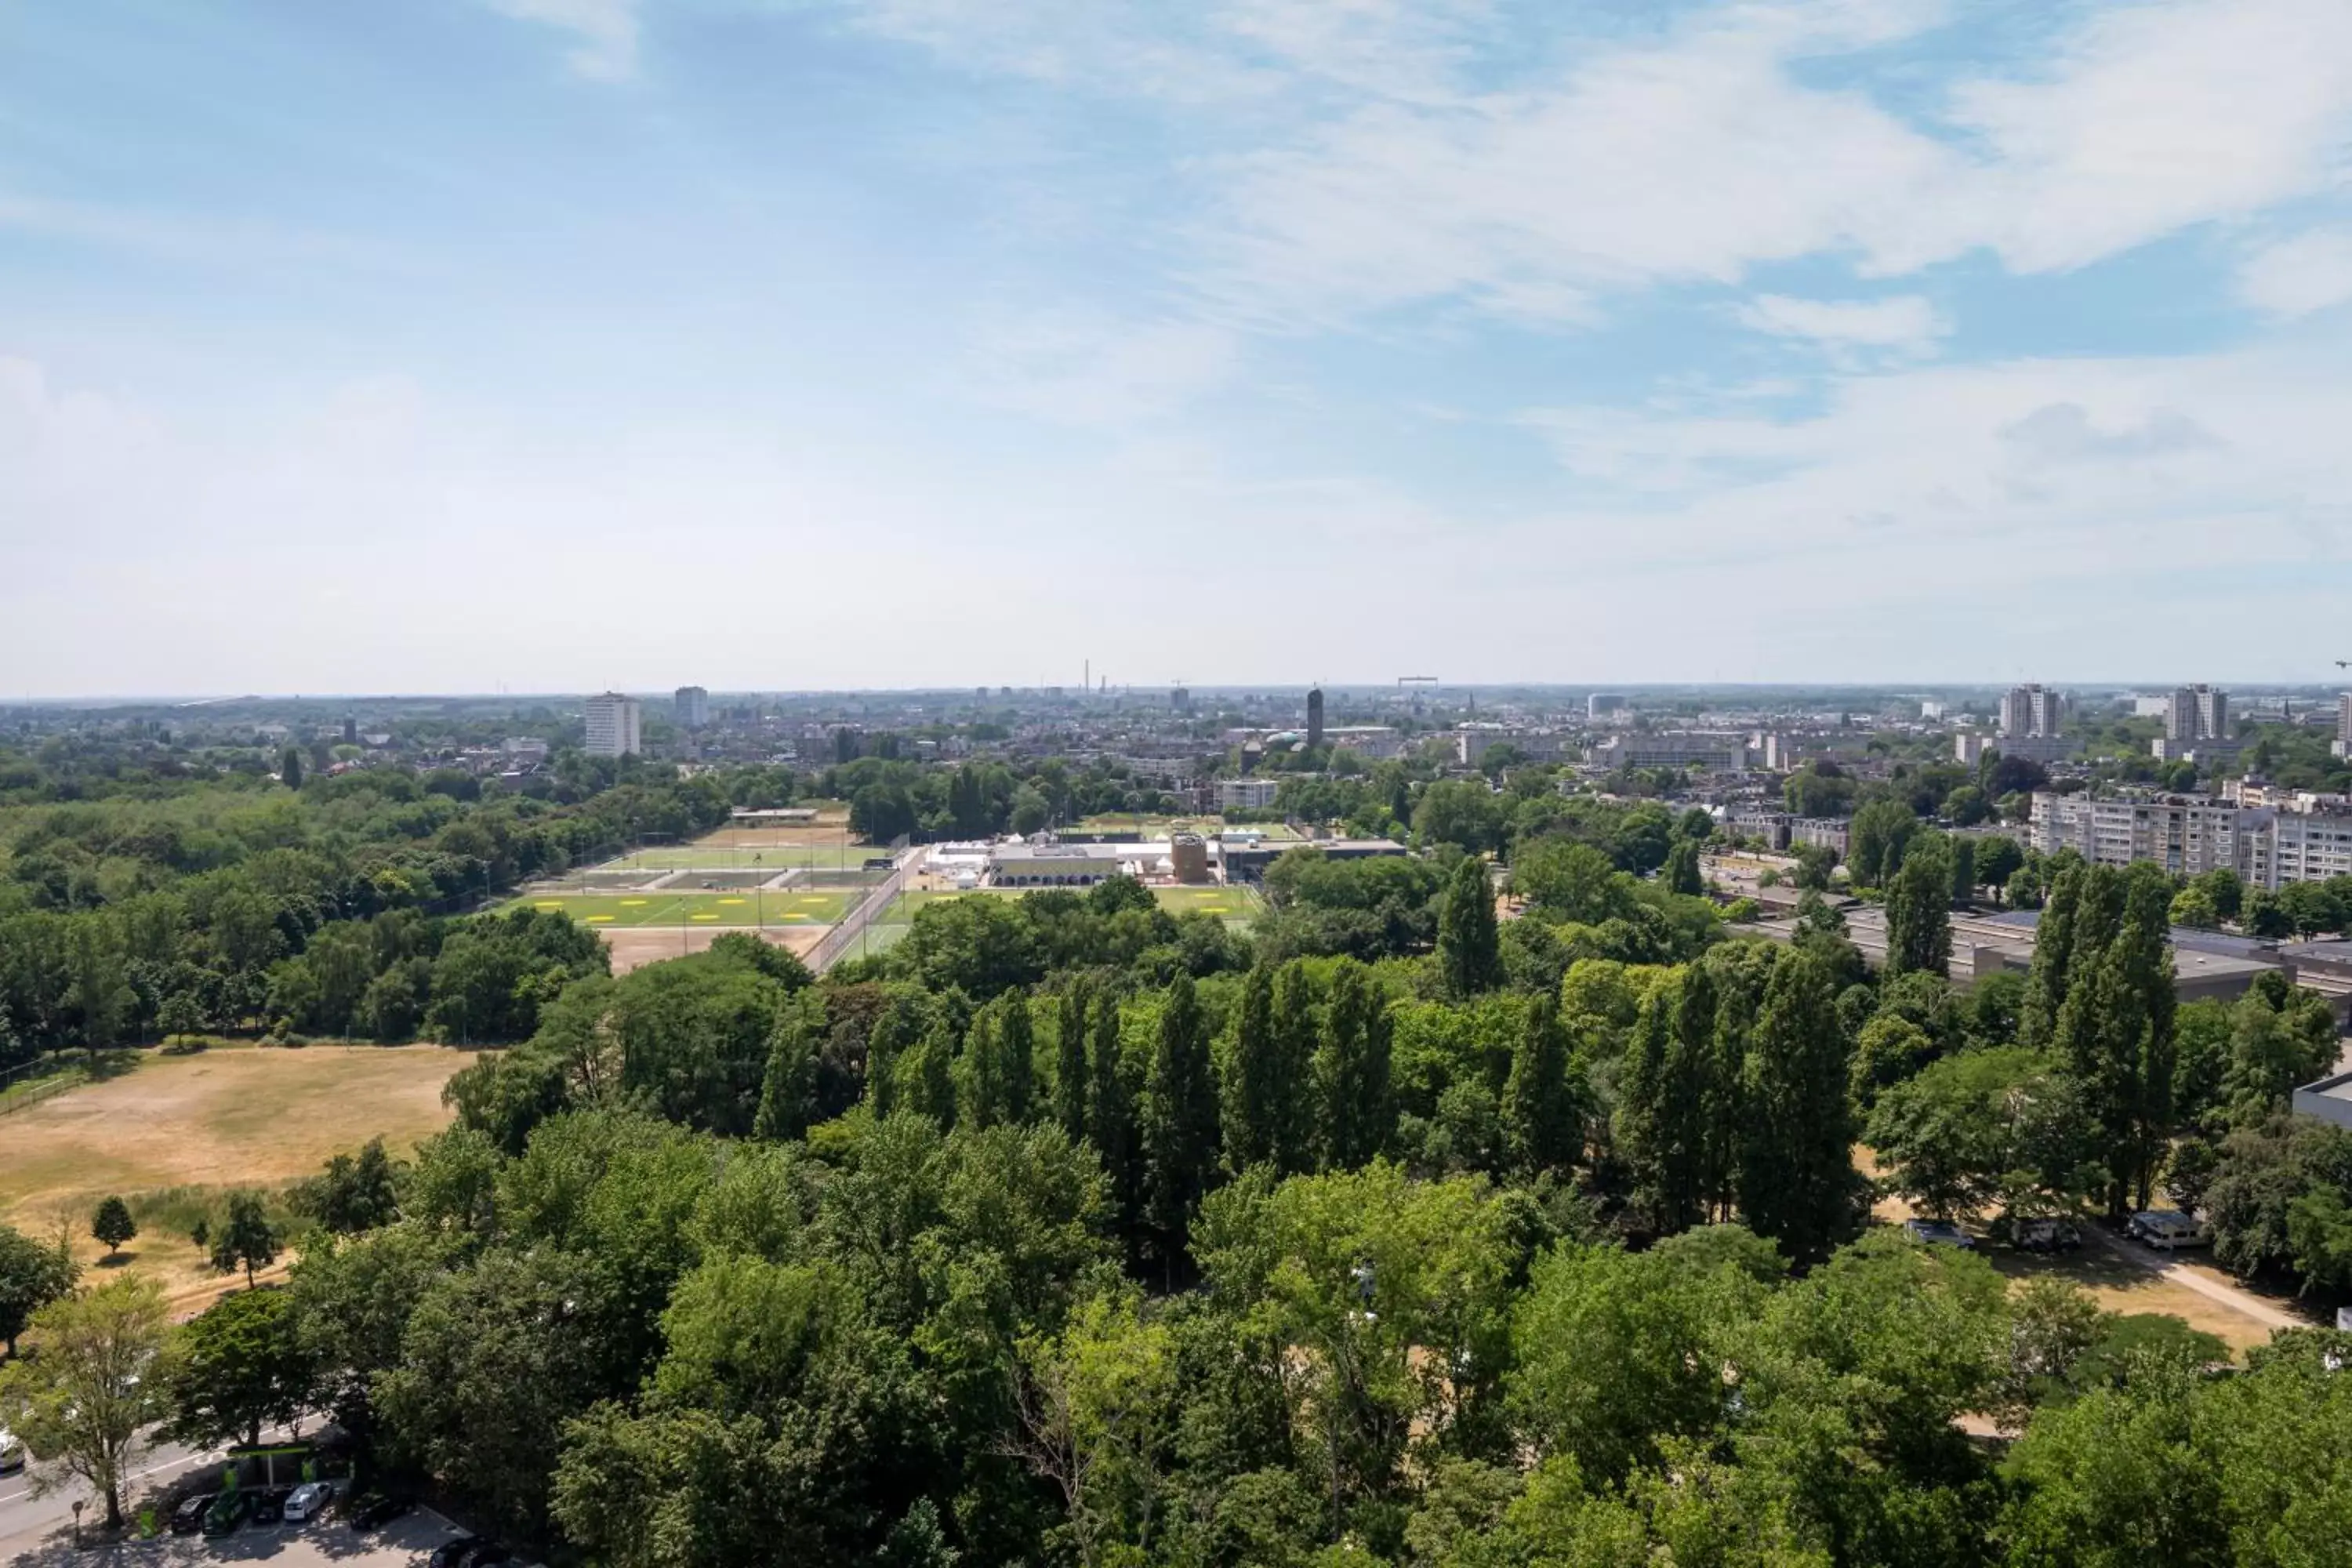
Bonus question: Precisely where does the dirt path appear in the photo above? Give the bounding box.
[2079,1224,2314,1334]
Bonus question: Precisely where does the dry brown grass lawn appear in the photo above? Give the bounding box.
[599,924,823,975]
[0,1044,466,1316]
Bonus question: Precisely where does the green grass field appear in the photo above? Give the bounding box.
[595,843,880,871]
[1154,885,1263,920]
[515,891,853,927]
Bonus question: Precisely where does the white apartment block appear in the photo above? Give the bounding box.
[585,691,643,758]
[1217,778,1280,811]
[674,685,710,729]
[1588,732,1751,772]
[2029,790,2352,891]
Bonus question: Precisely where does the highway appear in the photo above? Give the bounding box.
[807,844,924,973]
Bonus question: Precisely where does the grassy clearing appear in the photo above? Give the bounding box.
[0,1044,466,1315]
[1154,885,1263,920]
[514,891,852,927]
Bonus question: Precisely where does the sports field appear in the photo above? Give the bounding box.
[1066,814,1306,840]
[597,842,878,871]
[517,890,852,927]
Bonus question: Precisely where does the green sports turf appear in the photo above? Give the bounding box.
[511,891,854,927]
[593,843,879,872]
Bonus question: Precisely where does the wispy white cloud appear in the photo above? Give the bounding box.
[2239,228,2352,317]
[1736,294,1948,356]
[484,0,641,80]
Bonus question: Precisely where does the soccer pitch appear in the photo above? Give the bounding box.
[515,891,853,927]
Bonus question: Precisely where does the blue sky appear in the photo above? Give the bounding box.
[5,0,2352,695]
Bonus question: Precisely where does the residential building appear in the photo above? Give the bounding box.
[1217,778,1280,811]
[2028,789,2352,890]
[1587,693,1628,719]
[674,685,710,729]
[1306,687,1325,751]
[1588,732,1750,771]
[1999,684,2063,739]
[585,692,643,758]
[1955,731,2074,766]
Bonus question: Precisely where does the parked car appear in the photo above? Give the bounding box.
[283,1481,336,1522]
[0,1427,24,1474]
[1904,1218,1974,1250]
[202,1491,252,1537]
[251,1490,287,1526]
[346,1493,414,1530]
[170,1492,216,1535]
[2015,1218,2082,1253]
[2129,1210,2211,1249]
[430,1537,483,1568]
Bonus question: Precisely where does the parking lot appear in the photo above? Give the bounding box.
[0,1506,468,1567]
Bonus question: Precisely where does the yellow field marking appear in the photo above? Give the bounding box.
[691,913,720,922]
[621,898,649,906]
[586,914,615,923]
[535,902,561,910]
[718,897,746,905]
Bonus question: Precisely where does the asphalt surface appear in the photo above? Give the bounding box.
[0,1422,302,1547]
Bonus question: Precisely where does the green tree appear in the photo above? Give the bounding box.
[295,1138,403,1234]
[956,990,1036,1130]
[1087,992,1142,1258]
[1004,1289,1179,1568]
[1053,985,1090,1142]
[1319,960,1394,1170]
[1663,837,1704,897]
[0,1222,78,1359]
[1847,800,1917,887]
[1866,1047,2095,1221]
[1737,947,1860,1263]
[1269,962,1319,1175]
[164,1284,317,1449]
[279,746,304,790]
[1223,964,1284,1171]
[752,1000,821,1142]
[91,1196,136,1258]
[1141,975,1219,1282]
[0,1276,169,1527]
[1617,972,1716,1233]
[1883,833,1953,978]
[1976,836,2025,904]
[2052,866,2176,1214]
[209,1189,281,1287]
[1501,991,1579,1175]
[1438,856,1501,998]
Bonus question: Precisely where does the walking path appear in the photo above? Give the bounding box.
[2080,1224,2310,1334]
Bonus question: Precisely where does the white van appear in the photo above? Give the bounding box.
[2129,1210,2211,1250]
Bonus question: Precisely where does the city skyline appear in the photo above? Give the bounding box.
[7,0,2352,694]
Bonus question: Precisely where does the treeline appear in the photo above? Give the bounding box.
[0,756,762,1062]
[823,757,1189,843]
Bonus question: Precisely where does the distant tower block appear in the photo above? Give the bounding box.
[1307,686,1326,750]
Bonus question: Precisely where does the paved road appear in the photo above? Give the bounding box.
[2080,1223,2310,1333]
[808,846,924,973]
[0,1422,301,1545]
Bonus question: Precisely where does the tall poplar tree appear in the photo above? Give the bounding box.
[1617,971,1715,1232]
[1736,947,1860,1263]
[1885,834,1954,978]
[1319,960,1393,1169]
[1437,857,1501,998]
[1503,991,1577,1174]
[1222,966,1282,1171]
[1142,975,1220,1283]
[2019,859,2083,1051]
[1053,985,1091,1142]
[956,991,1035,1129]
[1269,962,1319,1174]
[2054,865,2176,1214]
[1087,992,1143,1261]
